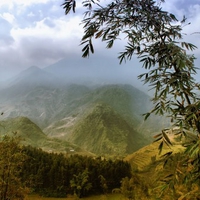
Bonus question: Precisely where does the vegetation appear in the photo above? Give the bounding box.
[70,102,147,156]
[62,0,200,199]
[21,145,131,198]
[1,0,200,199]
[0,133,133,199]
[0,132,194,200]
[0,116,91,155]
[0,135,28,200]
[124,140,184,171]
[27,193,122,200]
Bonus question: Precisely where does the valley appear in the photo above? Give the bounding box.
[0,63,169,156]
[0,59,176,199]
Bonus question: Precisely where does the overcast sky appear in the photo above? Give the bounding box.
[0,0,200,82]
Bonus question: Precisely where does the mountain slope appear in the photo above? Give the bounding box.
[0,66,59,102]
[66,103,147,156]
[0,116,93,155]
[124,140,184,171]
[0,64,169,156]
[44,84,154,138]
[0,116,46,145]
[0,83,91,128]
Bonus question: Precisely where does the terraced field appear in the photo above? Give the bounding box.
[124,141,184,170]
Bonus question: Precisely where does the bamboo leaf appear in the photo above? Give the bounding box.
[154,133,162,138]
[72,0,76,13]
[144,112,151,120]
[89,39,94,53]
[163,131,173,146]
[158,141,164,154]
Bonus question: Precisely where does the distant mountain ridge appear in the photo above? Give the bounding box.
[0,61,169,156]
[0,66,59,101]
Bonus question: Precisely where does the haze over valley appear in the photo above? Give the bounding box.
[0,58,169,157]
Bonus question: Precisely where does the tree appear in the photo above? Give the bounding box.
[62,0,198,129]
[115,176,135,200]
[113,174,149,200]
[70,168,92,198]
[0,134,28,200]
[62,0,200,198]
[98,175,108,194]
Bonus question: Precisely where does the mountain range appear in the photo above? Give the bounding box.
[0,58,169,156]
[0,116,92,155]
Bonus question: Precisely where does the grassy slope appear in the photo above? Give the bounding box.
[44,84,156,140]
[124,140,185,171]
[0,116,94,156]
[67,103,147,157]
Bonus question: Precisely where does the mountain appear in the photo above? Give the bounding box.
[0,83,92,128]
[0,66,152,131]
[0,62,169,156]
[43,84,154,138]
[9,66,56,86]
[66,103,147,156]
[44,83,169,145]
[0,116,93,155]
[43,57,143,86]
[0,66,58,102]
[0,116,46,145]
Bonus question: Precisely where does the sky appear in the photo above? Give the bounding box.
[0,0,200,82]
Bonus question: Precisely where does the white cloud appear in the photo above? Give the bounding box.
[0,13,15,24]
[0,0,50,7]
[0,0,200,82]
[10,15,83,50]
[0,15,83,73]
[27,12,35,17]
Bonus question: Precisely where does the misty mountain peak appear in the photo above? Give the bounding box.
[27,65,41,71]
[12,65,57,84]
[21,66,43,76]
[0,65,59,97]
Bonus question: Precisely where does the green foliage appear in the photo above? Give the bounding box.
[98,175,108,194]
[62,0,199,132]
[0,135,28,200]
[70,169,92,198]
[21,146,131,197]
[70,102,146,156]
[113,174,149,200]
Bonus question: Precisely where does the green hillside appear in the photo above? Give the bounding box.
[0,116,94,156]
[44,84,157,140]
[0,116,46,146]
[67,103,148,157]
[0,76,169,157]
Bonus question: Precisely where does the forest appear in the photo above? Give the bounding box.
[0,136,133,199]
[21,146,131,198]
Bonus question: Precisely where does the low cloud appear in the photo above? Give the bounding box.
[0,0,200,82]
[0,0,83,80]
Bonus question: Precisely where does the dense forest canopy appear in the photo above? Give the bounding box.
[0,135,132,199]
[21,145,132,198]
